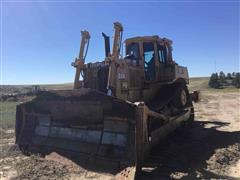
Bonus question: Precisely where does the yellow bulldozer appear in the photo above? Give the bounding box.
[15,22,199,176]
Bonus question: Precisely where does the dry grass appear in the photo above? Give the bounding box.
[0,102,18,129]
[189,77,210,91]
[41,83,73,90]
[189,77,240,93]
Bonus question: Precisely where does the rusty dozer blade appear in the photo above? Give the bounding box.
[15,88,137,170]
[15,88,193,176]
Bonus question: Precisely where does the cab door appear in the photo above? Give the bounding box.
[156,44,175,81]
[143,42,156,81]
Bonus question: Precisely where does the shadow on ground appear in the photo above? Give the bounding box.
[137,120,240,179]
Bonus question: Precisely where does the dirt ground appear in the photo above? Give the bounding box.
[0,91,239,179]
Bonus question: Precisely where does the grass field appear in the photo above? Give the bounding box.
[41,83,73,90]
[0,101,18,129]
[189,77,209,91]
[189,77,239,93]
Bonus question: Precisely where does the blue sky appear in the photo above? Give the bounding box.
[1,1,239,84]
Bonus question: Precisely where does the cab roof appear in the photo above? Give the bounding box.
[125,35,173,46]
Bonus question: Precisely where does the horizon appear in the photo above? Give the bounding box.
[1,72,239,86]
[0,76,228,86]
[1,1,239,85]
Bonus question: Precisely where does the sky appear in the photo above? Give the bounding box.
[0,0,239,85]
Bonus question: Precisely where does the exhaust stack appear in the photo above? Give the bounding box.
[102,32,111,58]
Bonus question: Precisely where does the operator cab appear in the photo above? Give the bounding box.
[124,36,174,82]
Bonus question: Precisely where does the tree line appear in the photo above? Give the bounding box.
[209,72,240,89]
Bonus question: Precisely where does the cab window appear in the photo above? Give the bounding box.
[157,44,167,63]
[126,43,140,64]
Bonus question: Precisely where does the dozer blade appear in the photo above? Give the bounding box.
[15,87,193,175]
[15,88,136,170]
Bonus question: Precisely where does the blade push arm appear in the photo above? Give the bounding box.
[107,22,123,96]
[72,30,90,89]
[112,22,123,60]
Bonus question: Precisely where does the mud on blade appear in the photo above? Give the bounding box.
[16,88,136,169]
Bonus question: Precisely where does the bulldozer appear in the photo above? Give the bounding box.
[15,22,199,176]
